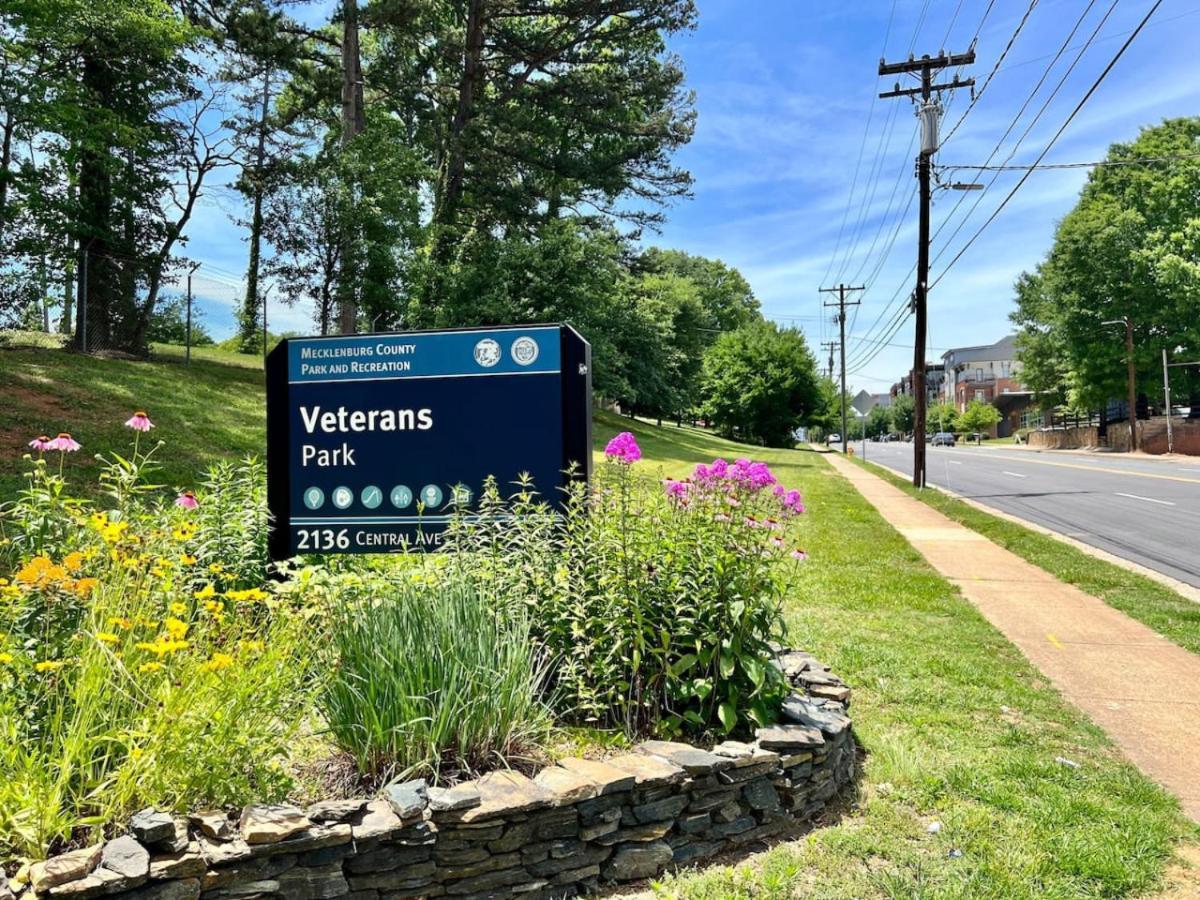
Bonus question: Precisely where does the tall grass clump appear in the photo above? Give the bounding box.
[321,575,550,782]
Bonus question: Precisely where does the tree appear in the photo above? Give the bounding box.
[638,248,760,332]
[865,403,892,438]
[1012,118,1200,413]
[958,399,1002,438]
[700,321,821,447]
[890,394,915,435]
[929,401,958,433]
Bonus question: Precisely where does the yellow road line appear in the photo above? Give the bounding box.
[1047,632,1065,649]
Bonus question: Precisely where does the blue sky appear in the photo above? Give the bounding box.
[184,0,1200,392]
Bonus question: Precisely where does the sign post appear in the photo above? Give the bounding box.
[266,324,591,560]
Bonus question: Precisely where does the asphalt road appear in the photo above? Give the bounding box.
[832,440,1200,589]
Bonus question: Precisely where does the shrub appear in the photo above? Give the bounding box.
[320,573,551,782]
[0,418,315,861]
[445,433,807,738]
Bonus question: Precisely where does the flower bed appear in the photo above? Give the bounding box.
[1,420,848,895]
[6,651,854,900]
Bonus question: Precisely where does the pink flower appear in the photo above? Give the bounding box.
[743,516,759,528]
[779,489,805,516]
[49,433,81,452]
[713,513,731,523]
[769,536,785,549]
[175,491,199,510]
[28,435,53,452]
[125,410,154,432]
[789,548,808,561]
[604,432,642,464]
[765,518,782,531]
[664,479,690,500]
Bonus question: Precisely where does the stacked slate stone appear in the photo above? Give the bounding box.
[7,649,853,900]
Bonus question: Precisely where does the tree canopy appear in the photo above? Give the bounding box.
[1012,118,1200,411]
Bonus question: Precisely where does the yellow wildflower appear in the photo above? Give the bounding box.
[179,554,196,566]
[164,617,189,641]
[201,652,233,673]
[194,584,216,601]
[209,563,224,574]
[225,588,269,603]
[35,659,67,673]
[109,616,133,631]
[96,632,120,645]
[74,578,98,598]
[136,638,188,657]
[138,662,163,674]
[130,747,145,760]
[170,602,187,615]
[240,640,264,654]
[63,551,85,572]
[0,652,13,665]
[100,521,129,544]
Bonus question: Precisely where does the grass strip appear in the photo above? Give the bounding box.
[857,454,1200,657]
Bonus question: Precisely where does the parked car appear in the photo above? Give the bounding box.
[932,432,956,446]
[828,433,842,444]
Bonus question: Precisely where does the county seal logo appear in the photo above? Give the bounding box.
[473,338,502,368]
[511,336,540,366]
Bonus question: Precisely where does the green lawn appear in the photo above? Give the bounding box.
[0,343,265,497]
[595,414,1195,899]
[1,347,1194,896]
[858,456,1200,658]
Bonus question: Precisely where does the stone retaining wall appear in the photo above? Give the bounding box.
[6,651,855,900]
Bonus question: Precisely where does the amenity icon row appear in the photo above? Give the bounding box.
[302,483,472,512]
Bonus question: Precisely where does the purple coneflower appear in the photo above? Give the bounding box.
[28,435,53,452]
[175,491,199,510]
[789,548,808,562]
[50,433,81,452]
[125,411,154,432]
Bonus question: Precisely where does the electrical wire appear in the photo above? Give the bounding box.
[941,152,1200,172]
[932,0,1164,288]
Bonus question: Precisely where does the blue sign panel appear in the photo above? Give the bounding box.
[266,325,591,558]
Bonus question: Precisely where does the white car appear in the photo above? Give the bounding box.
[828,434,842,444]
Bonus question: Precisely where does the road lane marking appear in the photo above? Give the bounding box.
[1047,633,1065,650]
[973,452,1200,485]
[1114,491,1176,507]
[1003,471,1027,479]
[947,460,962,465]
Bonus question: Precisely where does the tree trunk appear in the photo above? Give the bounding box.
[74,53,118,352]
[240,69,272,350]
[428,0,485,276]
[335,0,365,335]
[0,108,13,246]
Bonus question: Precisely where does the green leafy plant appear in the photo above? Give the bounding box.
[320,573,551,782]
[445,435,806,738]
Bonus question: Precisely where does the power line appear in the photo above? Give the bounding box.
[927,0,1114,274]
[940,0,1042,147]
[932,0,1164,288]
[941,152,1200,172]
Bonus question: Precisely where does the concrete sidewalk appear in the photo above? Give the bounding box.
[823,451,1200,822]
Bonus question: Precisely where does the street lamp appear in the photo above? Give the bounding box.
[1162,345,1200,454]
[1101,317,1138,452]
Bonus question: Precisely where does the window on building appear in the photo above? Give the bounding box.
[974,390,985,402]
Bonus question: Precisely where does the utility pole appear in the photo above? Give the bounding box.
[879,50,974,488]
[821,341,838,381]
[1103,317,1138,451]
[185,261,200,367]
[820,284,863,453]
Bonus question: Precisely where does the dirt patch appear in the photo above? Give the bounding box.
[1148,844,1200,899]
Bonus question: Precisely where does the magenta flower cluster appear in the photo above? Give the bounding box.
[662,456,809,562]
[604,431,642,464]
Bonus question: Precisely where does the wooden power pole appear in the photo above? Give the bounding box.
[878,50,974,487]
[820,285,863,453]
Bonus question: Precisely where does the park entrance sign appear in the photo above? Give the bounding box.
[265,324,591,560]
